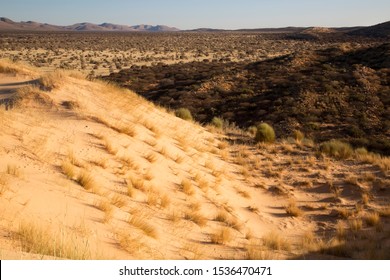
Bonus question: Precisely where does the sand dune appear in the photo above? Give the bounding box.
[0,61,389,259]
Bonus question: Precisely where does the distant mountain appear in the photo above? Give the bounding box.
[0,17,180,32]
[348,21,390,38]
[0,17,63,31]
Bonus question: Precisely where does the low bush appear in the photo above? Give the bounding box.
[211,117,224,129]
[320,140,353,159]
[255,123,275,143]
[175,108,193,121]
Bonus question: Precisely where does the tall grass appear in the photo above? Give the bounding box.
[17,221,92,259]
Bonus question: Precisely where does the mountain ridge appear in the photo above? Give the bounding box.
[0,17,389,35]
[0,17,180,32]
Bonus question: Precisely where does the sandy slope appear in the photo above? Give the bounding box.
[0,65,389,260]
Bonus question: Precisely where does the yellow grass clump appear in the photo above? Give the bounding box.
[16,221,93,259]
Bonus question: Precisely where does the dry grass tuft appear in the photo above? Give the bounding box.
[110,194,127,208]
[237,188,251,199]
[348,219,363,233]
[160,194,171,209]
[210,227,232,245]
[180,179,195,196]
[38,71,64,91]
[364,212,380,227]
[146,190,160,207]
[184,211,207,227]
[116,232,147,254]
[16,221,92,259]
[144,152,158,163]
[128,215,157,239]
[174,154,185,164]
[103,138,118,155]
[263,231,291,251]
[61,160,76,180]
[245,241,276,260]
[128,176,147,192]
[285,199,303,217]
[94,200,114,223]
[118,124,136,137]
[76,170,95,190]
[336,221,346,240]
[6,164,20,177]
[0,174,9,196]
[214,211,229,223]
[337,208,354,219]
[167,210,181,223]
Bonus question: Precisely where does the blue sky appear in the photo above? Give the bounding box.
[0,0,389,29]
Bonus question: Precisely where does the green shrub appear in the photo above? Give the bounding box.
[175,108,193,121]
[320,140,353,159]
[255,123,275,143]
[211,117,224,129]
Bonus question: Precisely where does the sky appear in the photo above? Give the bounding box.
[0,0,389,29]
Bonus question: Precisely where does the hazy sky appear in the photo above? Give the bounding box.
[1,0,389,29]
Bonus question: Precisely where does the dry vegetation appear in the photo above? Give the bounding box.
[0,31,389,260]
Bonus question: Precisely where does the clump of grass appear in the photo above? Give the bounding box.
[90,157,107,169]
[6,164,20,177]
[255,123,275,143]
[38,71,64,91]
[128,176,146,191]
[217,141,229,150]
[263,231,291,251]
[61,100,80,110]
[180,179,195,196]
[76,170,95,190]
[214,210,229,223]
[364,212,380,227]
[103,138,118,155]
[361,193,370,205]
[175,108,193,121]
[210,117,224,129]
[160,194,171,208]
[336,221,346,240]
[94,200,114,223]
[110,194,127,208]
[184,211,207,227]
[174,154,185,164]
[320,140,353,160]
[210,227,232,245]
[348,219,363,233]
[61,160,76,180]
[17,221,92,259]
[293,130,305,142]
[245,242,275,260]
[67,150,82,167]
[337,208,354,219]
[285,199,303,217]
[0,174,9,196]
[235,183,251,197]
[167,210,181,223]
[143,170,154,181]
[128,215,157,239]
[247,205,259,214]
[116,232,147,255]
[146,190,160,207]
[144,152,158,163]
[118,124,136,137]
[247,126,257,136]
